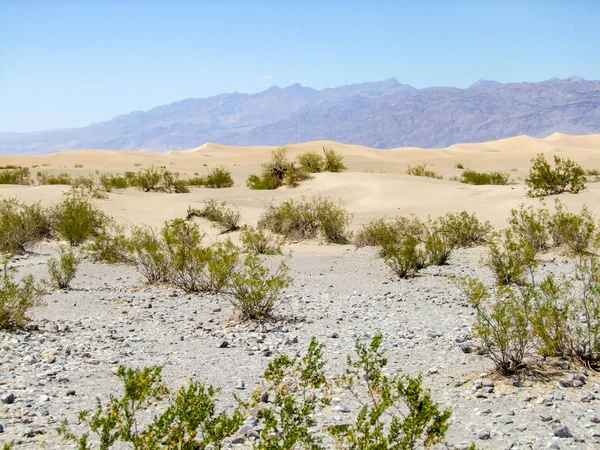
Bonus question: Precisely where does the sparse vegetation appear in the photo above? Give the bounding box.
[460,169,511,185]
[406,163,443,179]
[0,257,45,330]
[85,222,130,264]
[482,229,538,286]
[322,146,347,172]
[240,225,285,255]
[52,194,106,246]
[60,335,453,449]
[455,162,465,169]
[127,226,169,284]
[202,166,235,188]
[0,166,30,185]
[258,196,352,244]
[507,203,551,254]
[435,211,492,248]
[548,200,600,255]
[0,198,52,254]
[384,234,429,278]
[37,171,72,185]
[186,200,240,234]
[525,153,586,197]
[247,147,309,190]
[46,246,80,290]
[228,254,291,320]
[133,166,190,193]
[297,150,325,173]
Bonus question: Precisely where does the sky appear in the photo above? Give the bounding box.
[1,0,599,132]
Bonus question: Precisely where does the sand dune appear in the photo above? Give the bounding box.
[1,134,600,236]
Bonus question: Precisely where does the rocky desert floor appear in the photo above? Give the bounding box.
[1,243,600,450]
[3,133,600,449]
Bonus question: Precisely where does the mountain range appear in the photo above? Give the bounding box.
[1,76,600,154]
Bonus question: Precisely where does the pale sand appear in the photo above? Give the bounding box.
[1,133,600,239]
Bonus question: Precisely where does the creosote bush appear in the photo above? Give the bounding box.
[322,146,347,172]
[247,147,309,190]
[434,211,492,248]
[0,198,52,254]
[0,257,45,330]
[127,226,170,284]
[85,222,130,264]
[406,163,442,179]
[37,171,72,185]
[462,256,600,373]
[133,166,190,193]
[186,200,240,234]
[460,169,511,185]
[258,196,352,244]
[548,200,600,255]
[46,246,80,290]
[297,150,325,173]
[183,166,235,188]
[240,225,285,255]
[482,229,538,286]
[52,194,106,246]
[507,203,551,254]
[525,153,586,197]
[229,254,291,320]
[0,166,30,185]
[60,334,455,449]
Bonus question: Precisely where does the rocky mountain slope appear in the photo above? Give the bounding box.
[1,76,599,154]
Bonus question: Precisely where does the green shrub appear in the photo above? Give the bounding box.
[482,229,538,286]
[455,162,465,169]
[297,151,324,173]
[131,166,189,193]
[70,173,108,199]
[85,222,130,264]
[247,147,309,190]
[203,166,234,188]
[0,166,30,185]
[460,277,531,374]
[425,222,454,265]
[37,171,72,185]
[186,200,240,234]
[0,199,52,254]
[99,173,132,191]
[258,196,352,244]
[525,153,586,197]
[229,254,291,320]
[406,163,442,179]
[60,335,456,450]
[52,194,106,246]
[460,169,511,185]
[548,200,600,255]
[322,146,347,172]
[240,225,285,255]
[128,226,169,284]
[204,240,240,293]
[507,203,551,254]
[384,234,429,278]
[46,247,80,290]
[0,258,45,330]
[354,218,400,251]
[435,211,492,248]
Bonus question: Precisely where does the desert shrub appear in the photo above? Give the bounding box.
[186,200,240,234]
[0,258,45,330]
[297,151,324,173]
[0,166,30,185]
[183,176,206,186]
[507,203,551,254]
[460,169,511,185]
[548,200,599,255]
[482,229,538,286]
[354,218,400,250]
[240,225,285,255]
[247,147,309,190]
[58,365,244,450]
[406,163,442,179]
[85,222,130,264]
[128,226,169,284]
[460,277,532,374]
[203,166,234,188]
[525,153,586,197]
[131,166,189,193]
[384,234,429,278]
[52,194,106,246]
[435,211,492,248]
[60,335,456,449]
[425,222,454,265]
[204,240,241,293]
[37,171,72,185]
[99,173,132,191]
[70,173,108,199]
[228,254,291,320]
[0,199,52,254]
[46,246,80,290]
[455,162,465,169]
[258,196,352,244]
[322,146,347,172]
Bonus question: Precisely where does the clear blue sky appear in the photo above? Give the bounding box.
[1,0,599,132]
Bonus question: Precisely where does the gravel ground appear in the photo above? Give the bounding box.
[1,244,600,449]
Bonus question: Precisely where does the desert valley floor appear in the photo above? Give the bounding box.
[2,133,600,449]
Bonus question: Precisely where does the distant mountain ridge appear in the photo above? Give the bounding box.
[1,76,600,154]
